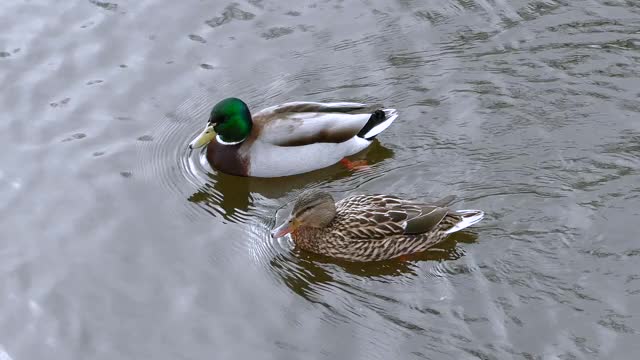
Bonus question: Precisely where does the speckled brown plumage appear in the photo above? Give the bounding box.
[273,191,484,262]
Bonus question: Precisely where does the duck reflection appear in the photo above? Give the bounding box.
[187,140,394,222]
[270,231,478,301]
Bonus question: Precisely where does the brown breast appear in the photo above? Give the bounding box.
[206,141,250,177]
[291,227,324,253]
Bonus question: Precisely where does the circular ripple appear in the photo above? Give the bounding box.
[135,89,213,217]
[133,83,468,290]
[131,87,486,356]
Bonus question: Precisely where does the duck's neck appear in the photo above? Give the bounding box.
[216,134,246,145]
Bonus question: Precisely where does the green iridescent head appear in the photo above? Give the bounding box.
[188,97,253,148]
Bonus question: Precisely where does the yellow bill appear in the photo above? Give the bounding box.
[188,124,216,149]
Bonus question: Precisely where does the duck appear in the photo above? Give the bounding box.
[271,190,484,262]
[188,98,398,177]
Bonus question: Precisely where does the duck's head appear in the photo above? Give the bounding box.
[189,97,253,149]
[271,190,337,239]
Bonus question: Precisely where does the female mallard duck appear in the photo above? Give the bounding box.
[188,98,398,177]
[271,190,484,262]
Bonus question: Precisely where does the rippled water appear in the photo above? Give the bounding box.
[2,0,640,358]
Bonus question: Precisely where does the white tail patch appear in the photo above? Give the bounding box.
[445,210,484,234]
[361,108,398,139]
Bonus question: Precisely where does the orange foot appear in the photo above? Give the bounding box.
[340,158,370,171]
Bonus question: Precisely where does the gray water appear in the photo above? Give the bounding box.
[2,0,640,359]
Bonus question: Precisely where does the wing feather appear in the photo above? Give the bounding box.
[253,102,378,147]
[255,101,373,115]
[335,194,453,240]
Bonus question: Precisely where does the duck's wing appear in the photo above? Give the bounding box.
[335,195,452,240]
[255,101,375,116]
[253,102,386,146]
[403,207,449,234]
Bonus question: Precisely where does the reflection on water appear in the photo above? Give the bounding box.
[271,231,478,301]
[186,140,394,221]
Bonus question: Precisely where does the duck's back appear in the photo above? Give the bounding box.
[313,195,467,261]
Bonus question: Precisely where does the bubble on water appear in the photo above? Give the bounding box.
[29,299,43,317]
[0,345,14,360]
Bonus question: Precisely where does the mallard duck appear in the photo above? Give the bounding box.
[271,190,484,262]
[188,98,398,177]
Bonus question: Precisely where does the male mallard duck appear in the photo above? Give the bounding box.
[271,190,484,262]
[188,98,398,177]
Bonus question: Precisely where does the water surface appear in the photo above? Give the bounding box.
[1,0,640,359]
